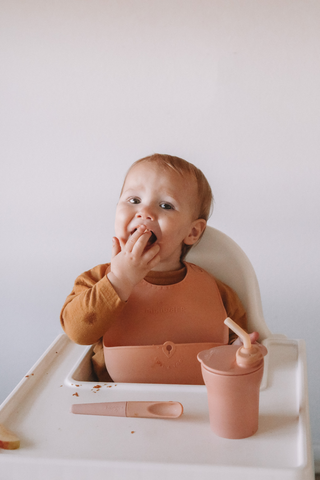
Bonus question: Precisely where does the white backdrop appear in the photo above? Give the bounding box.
[1,0,319,466]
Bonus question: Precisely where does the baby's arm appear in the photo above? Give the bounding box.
[216,280,261,344]
[215,279,248,344]
[60,264,124,345]
[61,227,160,345]
[107,225,160,301]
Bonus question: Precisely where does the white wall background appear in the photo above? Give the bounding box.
[1,0,319,466]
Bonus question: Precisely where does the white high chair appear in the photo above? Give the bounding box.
[0,227,314,480]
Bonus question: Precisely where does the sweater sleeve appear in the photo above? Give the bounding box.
[215,278,248,344]
[60,263,126,345]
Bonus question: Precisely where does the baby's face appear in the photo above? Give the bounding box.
[115,162,201,270]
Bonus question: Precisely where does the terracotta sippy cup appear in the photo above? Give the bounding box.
[197,318,268,439]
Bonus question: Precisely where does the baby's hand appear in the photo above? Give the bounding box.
[233,331,260,346]
[107,225,160,301]
[233,331,268,357]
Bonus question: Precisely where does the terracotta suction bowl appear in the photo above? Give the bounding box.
[103,341,226,385]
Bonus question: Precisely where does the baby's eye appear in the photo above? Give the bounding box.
[129,197,141,204]
[159,202,174,210]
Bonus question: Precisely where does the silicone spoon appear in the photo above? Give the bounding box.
[0,423,20,450]
[71,401,183,419]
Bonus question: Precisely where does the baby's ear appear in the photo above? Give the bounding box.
[184,219,207,245]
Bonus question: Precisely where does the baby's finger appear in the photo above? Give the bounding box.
[111,237,121,258]
[249,331,260,344]
[132,230,153,255]
[125,225,146,251]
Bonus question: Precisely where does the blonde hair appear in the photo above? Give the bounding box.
[123,153,214,259]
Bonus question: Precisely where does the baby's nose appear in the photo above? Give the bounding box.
[135,205,154,220]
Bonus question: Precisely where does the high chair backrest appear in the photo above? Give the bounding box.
[186,226,272,341]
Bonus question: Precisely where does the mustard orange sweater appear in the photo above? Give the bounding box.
[60,263,247,381]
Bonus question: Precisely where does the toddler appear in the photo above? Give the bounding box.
[60,154,253,381]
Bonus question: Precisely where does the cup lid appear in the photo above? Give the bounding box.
[197,344,265,375]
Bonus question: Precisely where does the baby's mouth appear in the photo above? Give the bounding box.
[147,231,157,245]
[131,229,157,245]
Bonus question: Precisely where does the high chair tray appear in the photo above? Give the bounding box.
[0,334,314,480]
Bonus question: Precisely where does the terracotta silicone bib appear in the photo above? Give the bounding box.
[103,263,229,384]
[104,340,226,384]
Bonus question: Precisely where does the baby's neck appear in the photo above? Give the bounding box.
[145,264,186,286]
[151,259,184,272]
